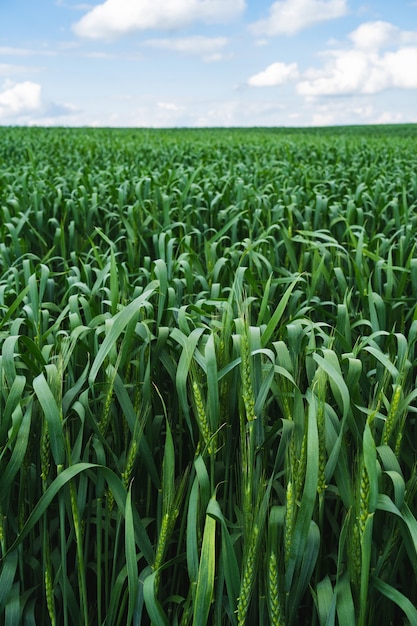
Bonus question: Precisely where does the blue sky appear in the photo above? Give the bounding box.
[1,0,417,126]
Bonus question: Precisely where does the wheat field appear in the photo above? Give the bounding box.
[1,125,417,625]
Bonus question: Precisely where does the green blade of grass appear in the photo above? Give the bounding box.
[142,569,169,626]
[162,416,175,514]
[286,392,319,612]
[186,475,200,585]
[0,374,26,443]
[261,276,300,348]
[290,520,321,625]
[204,332,220,434]
[192,504,216,626]
[174,327,205,438]
[207,497,240,624]
[335,572,356,626]
[4,582,20,626]
[125,485,138,626]
[1,336,19,389]
[89,283,158,384]
[316,575,336,626]
[0,550,18,611]
[358,513,374,626]
[0,400,32,503]
[33,372,65,467]
[363,345,399,380]
[0,285,30,331]
[373,576,417,624]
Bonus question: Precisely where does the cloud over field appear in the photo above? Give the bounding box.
[0,80,79,123]
[73,0,246,40]
[248,20,417,101]
[248,62,299,86]
[298,21,417,96]
[0,81,42,118]
[250,0,348,36]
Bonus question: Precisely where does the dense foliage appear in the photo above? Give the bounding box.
[1,125,417,625]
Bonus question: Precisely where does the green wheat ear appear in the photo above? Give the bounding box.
[121,438,138,489]
[268,550,285,626]
[192,379,213,454]
[44,540,56,626]
[99,368,116,438]
[383,383,402,446]
[315,369,328,496]
[237,524,259,626]
[284,480,294,568]
[40,419,51,485]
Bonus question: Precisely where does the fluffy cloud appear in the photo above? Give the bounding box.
[248,62,299,86]
[250,0,348,37]
[144,36,228,61]
[0,81,42,119]
[298,22,417,96]
[349,21,400,50]
[382,47,417,88]
[73,0,246,40]
[0,80,79,123]
[349,20,417,50]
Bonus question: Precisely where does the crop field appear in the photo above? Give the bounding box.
[1,124,417,625]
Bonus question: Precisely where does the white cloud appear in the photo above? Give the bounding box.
[349,21,398,50]
[248,61,299,86]
[0,80,79,123]
[250,0,348,37]
[298,49,374,96]
[73,0,246,40]
[144,36,228,61]
[349,20,417,50]
[383,47,417,88]
[297,21,417,96]
[0,81,42,118]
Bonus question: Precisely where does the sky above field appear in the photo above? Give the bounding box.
[1,0,417,127]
